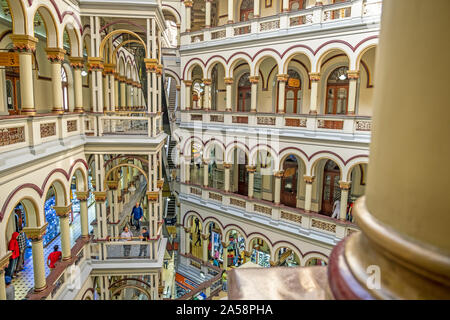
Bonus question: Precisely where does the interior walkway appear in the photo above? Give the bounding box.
[11,205,96,300]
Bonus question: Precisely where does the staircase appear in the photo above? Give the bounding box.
[167,195,176,218]
[177,263,215,287]
[167,139,177,171]
[168,79,177,114]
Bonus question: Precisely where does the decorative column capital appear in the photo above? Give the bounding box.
[274,171,285,178]
[69,57,85,69]
[0,252,12,271]
[23,223,48,242]
[144,58,158,72]
[114,72,120,80]
[93,191,107,202]
[107,180,119,190]
[87,57,104,71]
[103,63,116,75]
[53,204,73,218]
[176,85,181,91]
[126,78,133,85]
[223,163,233,169]
[201,234,209,240]
[224,77,234,85]
[246,165,257,173]
[184,0,193,7]
[249,76,260,84]
[75,191,89,201]
[202,78,212,85]
[119,76,127,83]
[276,74,289,82]
[347,70,360,80]
[304,175,316,184]
[309,72,321,82]
[10,34,38,52]
[157,179,164,189]
[221,242,229,248]
[339,181,352,190]
[183,80,193,87]
[147,191,159,202]
[183,227,191,233]
[45,47,66,63]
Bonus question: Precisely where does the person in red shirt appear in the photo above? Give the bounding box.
[47,245,62,269]
[5,232,20,278]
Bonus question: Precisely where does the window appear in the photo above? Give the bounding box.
[285,69,302,114]
[237,73,251,112]
[289,0,306,11]
[326,66,349,115]
[240,0,254,21]
[61,67,69,111]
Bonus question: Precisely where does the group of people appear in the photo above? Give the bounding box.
[119,202,150,257]
[5,230,27,280]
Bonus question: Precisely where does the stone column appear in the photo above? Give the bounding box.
[203,78,212,110]
[203,160,209,187]
[120,77,127,108]
[303,176,315,212]
[254,0,261,17]
[70,57,85,113]
[328,0,450,300]
[205,0,212,28]
[114,73,120,110]
[224,163,232,192]
[339,181,351,221]
[347,70,359,115]
[103,74,109,111]
[202,234,209,262]
[249,76,259,112]
[127,79,133,107]
[53,204,73,261]
[185,161,191,183]
[0,253,12,300]
[46,48,66,114]
[274,171,284,204]
[277,74,288,114]
[222,242,229,270]
[224,78,234,111]
[10,35,38,115]
[76,191,90,239]
[183,80,192,111]
[282,0,290,12]
[185,0,193,32]
[247,166,256,198]
[184,227,191,254]
[23,224,48,292]
[228,0,234,23]
[309,73,321,114]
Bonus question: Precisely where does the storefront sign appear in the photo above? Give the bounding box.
[0,52,19,67]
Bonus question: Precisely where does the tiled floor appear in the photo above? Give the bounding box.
[12,205,96,300]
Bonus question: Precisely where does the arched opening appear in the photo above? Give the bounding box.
[253,150,275,202]
[230,148,248,196]
[206,222,223,267]
[189,141,203,186]
[305,257,328,266]
[320,160,341,216]
[207,144,225,189]
[240,0,254,22]
[346,163,368,222]
[326,66,349,115]
[237,72,251,112]
[249,238,271,268]
[188,215,203,260]
[276,247,300,267]
[209,62,226,111]
[281,155,299,208]
[225,229,245,268]
[283,69,302,114]
[61,66,69,111]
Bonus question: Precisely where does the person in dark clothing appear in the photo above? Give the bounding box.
[194,218,200,233]
[194,228,202,247]
[131,202,143,231]
[139,227,150,257]
[16,230,27,272]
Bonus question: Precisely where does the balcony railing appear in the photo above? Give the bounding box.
[0,111,164,154]
[181,0,382,46]
[181,183,359,240]
[181,110,372,137]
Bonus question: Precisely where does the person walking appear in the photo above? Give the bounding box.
[194,218,200,233]
[16,229,27,272]
[47,245,62,269]
[194,228,202,247]
[6,232,20,278]
[130,202,143,231]
[331,199,340,219]
[5,276,14,300]
[221,271,228,292]
[139,227,150,257]
[121,226,133,257]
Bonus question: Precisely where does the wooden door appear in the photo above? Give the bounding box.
[280,161,298,208]
[321,163,341,215]
[285,87,301,114]
[237,87,251,112]
[238,164,248,196]
[6,70,20,115]
[326,85,348,115]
